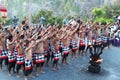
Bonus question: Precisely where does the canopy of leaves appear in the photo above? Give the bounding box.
[92,8,106,18]
[92,0,120,24]
[0,17,12,25]
[94,17,114,25]
[103,1,120,18]
[32,10,63,27]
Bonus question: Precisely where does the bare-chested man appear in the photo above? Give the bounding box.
[43,37,50,66]
[0,31,8,71]
[7,34,17,76]
[24,39,35,80]
[78,27,86,57]
[16,37,25,78]
[35,36,45,76]
[70,25,79,58]
[61,33,70,66]
[85,30,93,54]
[102,27,109,50]
[52,34,61,70]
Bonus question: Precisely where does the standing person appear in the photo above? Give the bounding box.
[24,40,35,80]
[35,37,45,76]
[0,31,8,71]
[95,26,102,53]
[16,39,25,78]
[45,38,51,67]
[52,34,61,70]
[96,36,102,53]
[61,33,70,66]
[70,25,79,58]
[71,39,78,58]
[7,34,17,76]
[78,31,86,57]
[102,27,109,50]
[43,38,50,67]
[85,30,93,54]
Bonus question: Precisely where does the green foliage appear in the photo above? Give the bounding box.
[0,18,4,23]
[103,5,113,18]
[0,17,12,26]
[32,10,63,28]
[92,8,106,18]
[55,16,63,28]
[63,0,73,14]
[92,7,114,25]
[94,17,114,25]
[4,0,120,23]
[92,0,120,20]
[5,18,13,25]
[103,1,120,18]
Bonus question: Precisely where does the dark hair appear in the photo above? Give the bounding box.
[16,31,19,34]
[47,37,50,40]
[26,25,29,29]
[37,36,41,39]
[39,25,41,28]
[23,27,26,31]
[26,40,30,45]
[22,20,26,25]
[20,35,24,39]
[77,19,80,23]
[8,35,13,41]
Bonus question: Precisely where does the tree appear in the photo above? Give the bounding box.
[31,10,63,28]
[92,8,106,18]
[103,1,120,18]
[92,7,114,24]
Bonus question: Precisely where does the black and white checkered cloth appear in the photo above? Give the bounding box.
[59,41,63,47]
[25,59,32,70]
[102,36,108,43]
[36,53,45,62]
[72,41,77,49]
[96,36,102,43]
[62,46,69,53]
[8,51,16,62]
[53,51,61,60]
[16,54,25,64]
[0,50,8,59]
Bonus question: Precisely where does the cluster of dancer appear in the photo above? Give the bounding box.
[0,19,119,80]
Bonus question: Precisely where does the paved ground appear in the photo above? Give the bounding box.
[0,46,120,80]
